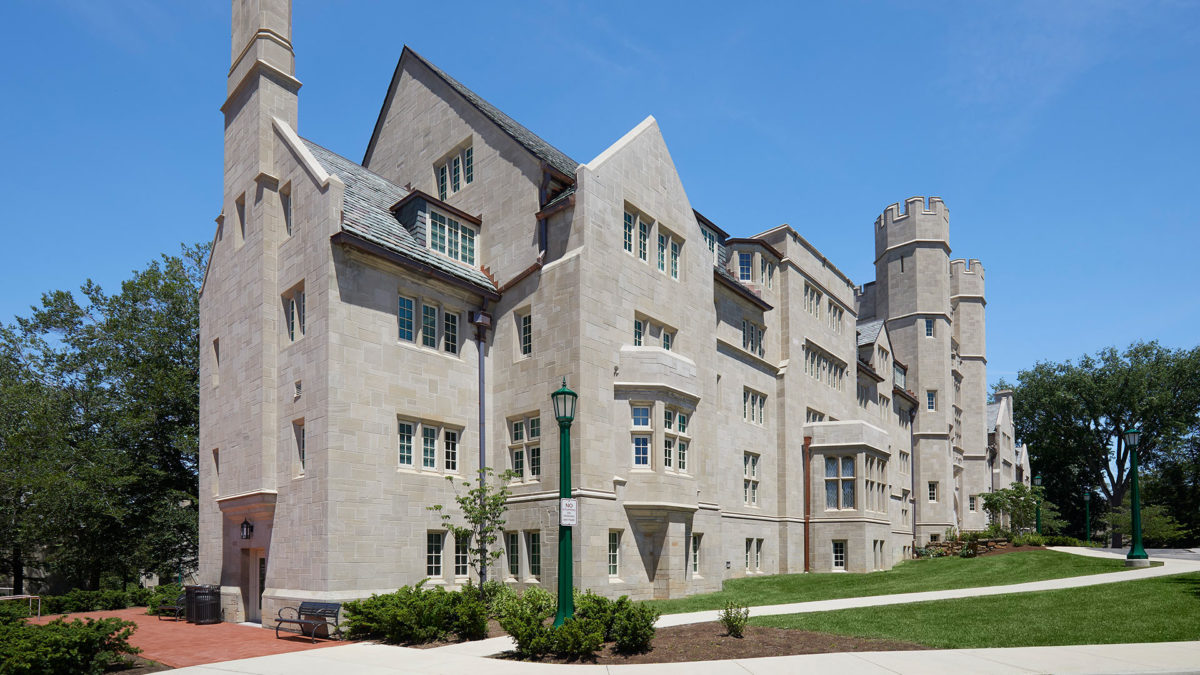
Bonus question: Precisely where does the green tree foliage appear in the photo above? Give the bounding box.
[1104,492,1186,547]
[980,483,1065,534]
[1005,342,1200,543]
[0,243,207,592]
[427,468,516,585]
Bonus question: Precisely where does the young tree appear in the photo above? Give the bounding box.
[1104,493,1186,547]
[427,468,517,584]
[981,482,1064,534]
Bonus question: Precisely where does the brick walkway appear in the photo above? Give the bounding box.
[31,608,344,668]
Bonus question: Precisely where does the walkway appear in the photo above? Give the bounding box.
[164,548,1200,673]
[30,607,342,669]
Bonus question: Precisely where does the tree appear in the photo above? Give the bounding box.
[1008,342,1200,539]
[1104,492,1186,547]
[427,468,517,584]
[981,482,1064,534]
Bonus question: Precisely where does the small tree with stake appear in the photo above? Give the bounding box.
[428,468,517,585]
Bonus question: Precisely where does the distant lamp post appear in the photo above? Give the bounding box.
[1083,491,1091,544]
[1033,474,1043,534]
[551,378,578,627]
[1125,428,1149,566]
[240,518,254,540]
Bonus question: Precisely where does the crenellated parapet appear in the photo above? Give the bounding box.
[950,258,985,299]
[874,196,950,261]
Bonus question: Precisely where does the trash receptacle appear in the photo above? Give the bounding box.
[184,585,221,624]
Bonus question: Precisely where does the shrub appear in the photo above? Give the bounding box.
[573,591,617,640]
[522,585,555,617]
[1013,533,1047,547]
[718,601,750,638]
[958,541,978,558]
[0,616,140,675]
[126,587,154,607]
[343,581,499,645]
[0,602,31,625]
[482,580,519,619]
[611,600,658,654]
[452,584,490,642]
[499,591,555,659]
[1044,535,1083,547]
[147,584,182,616]
[550,617,605,661]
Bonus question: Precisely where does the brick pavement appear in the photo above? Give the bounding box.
[30,607,343,668]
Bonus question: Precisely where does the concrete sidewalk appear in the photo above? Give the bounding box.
[167,548,1200,673]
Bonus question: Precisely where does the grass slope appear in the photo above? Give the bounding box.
[752,572,1200,648]
[652,550,1128,615]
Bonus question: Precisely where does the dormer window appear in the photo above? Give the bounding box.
[436,147,474,200]
[429,210,477,265]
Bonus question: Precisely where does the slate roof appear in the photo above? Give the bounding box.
[857,318,885,347]
[406,48,580,179]
[987,402,1000,432]
[302,138,497,292]
[714,266,772,310]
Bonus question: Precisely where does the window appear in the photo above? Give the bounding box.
[663,438,673,469]
[877,346,890,371]
[428,210,477,265]
[833,541,846,570]
[528,532,541,578]
[443,430,458,472]
[925,318,935,337]
[422,427,437,469]
[825,456,856,509]
[519,313,532,356]
[756,539,763,571]
[969,495,977,511]
[443,312,459,354]
[879,395,890,420]
[760,257,766,284]
[506,532,519,578]
[212,448,220,496]
[806,408,826,423]
[670,240,680,279]
[211,338,220,387]
[828,302,843,334]
[235,194,246,242]
[766,262,775,288]
[633,319,644,346]
[743,452,760,506]
[702,229,717,260]
[928,481,939,502]
[632,406,650,427]
[658,233,667,271]
[864,456,886,512]
[744,538,763,572]
[858,384,870,409]
[738,252,752,281]
[608,531,621,576]
[398,296,415,342]
[623,211,634,253]
[927,390,937,411]
[741,320,764,357]
[804,283,822,318]
[899,450,910,474]
[426,532,443,577]
[509,414,541,481]
[436,147,474,200]
[454,533,469,577]
[284,287,305,342]
[417,304,437,348]
[293,420,306,473]
[638,217,649,261]
[691,533,701,574]
[743,389,766,424]
[633,436,650,467]
[929,533,940,543]
[894,363,906,390]
[662,331,673,351]
[281,186,292,236]
[398,420,414,467]
[745,538,753,571]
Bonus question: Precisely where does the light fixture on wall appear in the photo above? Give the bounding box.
[240,518,254,539]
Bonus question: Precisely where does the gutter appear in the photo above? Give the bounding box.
[803,435,812,573]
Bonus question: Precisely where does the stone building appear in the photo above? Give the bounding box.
[199,0,1029,624]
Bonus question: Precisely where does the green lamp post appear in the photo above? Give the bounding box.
[1084,490,1091,544]
[1125,428,1149,566]
[551,378,578,626]
[1033,474,1042,534]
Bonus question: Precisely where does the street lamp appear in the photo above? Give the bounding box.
[1033,474,1042,534]
[1125,428,1149,567]
[1083,490,1091,544]
[551,378,578,626]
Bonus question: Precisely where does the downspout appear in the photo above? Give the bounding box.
[803,435,812,573]
[471,303,493,584]
[910,408,917,547]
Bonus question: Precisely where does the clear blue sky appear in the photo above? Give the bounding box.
[2,1,1197,387]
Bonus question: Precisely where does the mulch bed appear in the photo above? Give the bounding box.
[408,619,507,649]
[495,621,928,665]
[977,545,1046,557]
[106,656,172,674]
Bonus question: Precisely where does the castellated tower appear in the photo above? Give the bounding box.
[872,197,959,540]
[951,259,989,531]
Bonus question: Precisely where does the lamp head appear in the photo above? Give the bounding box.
[1124,428,1141,447]
[551,378,578,423]
[1033,474,1042,487]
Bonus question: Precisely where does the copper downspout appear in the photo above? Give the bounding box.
[803,435,812,573]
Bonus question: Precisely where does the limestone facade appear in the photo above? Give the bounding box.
[199,0,1030,624]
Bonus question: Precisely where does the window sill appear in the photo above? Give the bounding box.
[608,576,623,583]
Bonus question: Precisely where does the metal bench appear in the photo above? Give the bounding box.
[157,593,185,621]
[275,601,342,642]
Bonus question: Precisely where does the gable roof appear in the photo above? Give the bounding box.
[987,402,1000,431]
[364,47,580,179]
[302,138,497,294]
[857,318,885,347]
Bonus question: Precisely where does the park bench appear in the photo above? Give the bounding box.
[275,601,342,642]
[157,593,186,621]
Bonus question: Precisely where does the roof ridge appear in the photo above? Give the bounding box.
[301,136,404,189]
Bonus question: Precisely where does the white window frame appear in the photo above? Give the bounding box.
[427,531,444,577]
[608,530,621,577]
[508,414,541,482]
[623,211,634,253]
[825,455,856,510]
[691,533,702,575]
[743,452,760,506]
[738,252,752,281]
[398,419,415,467]
[435,146,474,200]
[833,540,846,570]
[928,481,939,502]
[293,419,306,475]
[427,209,478,265]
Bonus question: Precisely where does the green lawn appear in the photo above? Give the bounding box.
[752,571,1200,648]
[651,550,1130,615]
